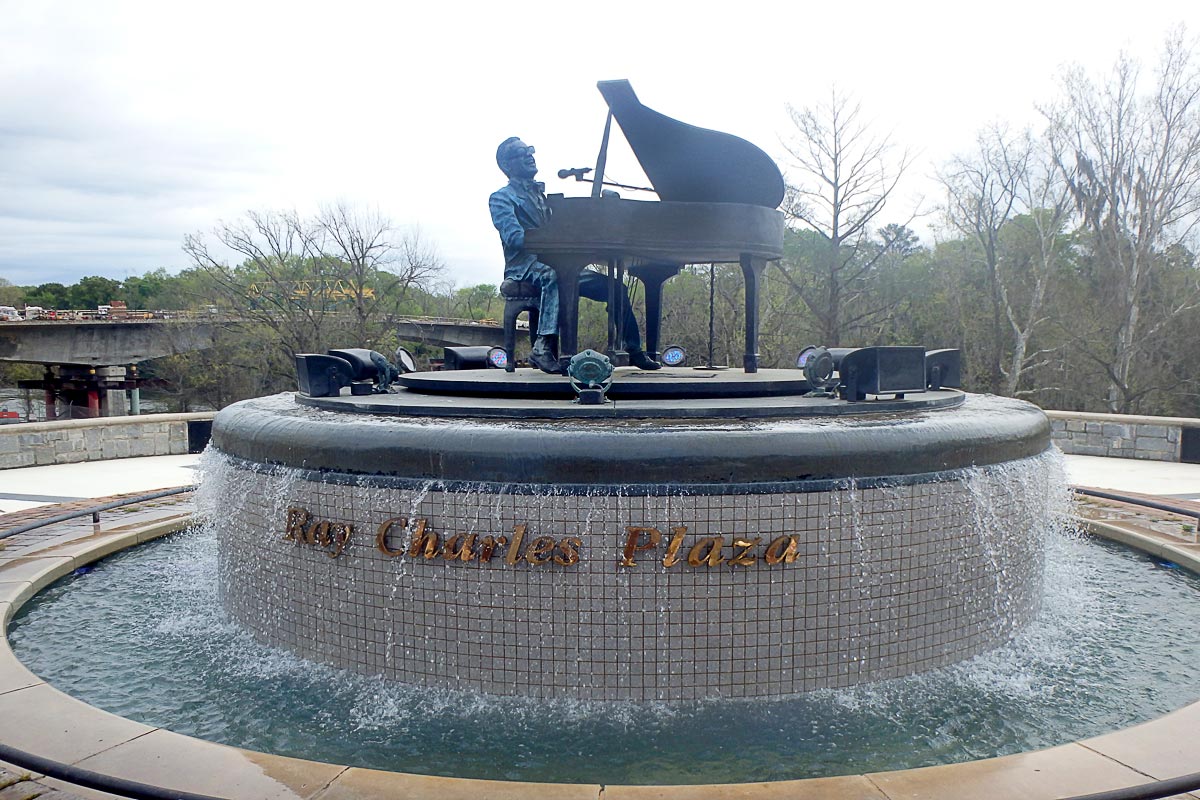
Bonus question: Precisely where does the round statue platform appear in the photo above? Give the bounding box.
[298,366,964,420]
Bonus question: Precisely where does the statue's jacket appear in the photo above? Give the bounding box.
[489,178,551,282]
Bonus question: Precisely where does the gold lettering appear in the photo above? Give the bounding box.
[764,535,800,565]
[505,524,527,565]
[620,526,662,567]
[376,517,407,556]
[687,535,726,567]
[407,519,439,559]
[283,507,310,542]
[477,535,505,562]
[306,520,329,546]
[661,526,688,568]
[328,523,353,558]
[730,537,761,566]
[554,536,582,566]
[442,533,477,562]
[525,536,557,565]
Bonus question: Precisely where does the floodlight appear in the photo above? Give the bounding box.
[831,346,927,402]
[394,346,417,374]
[442,346,493,370]
[660,345,687,367]
[486,347,509,369]
[925,349,961,390]
[796,346,837,390]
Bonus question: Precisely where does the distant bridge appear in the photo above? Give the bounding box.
[395,317,514,348]
[0,315,511,368]
[0,320,216,366]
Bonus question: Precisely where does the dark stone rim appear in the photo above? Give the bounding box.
[212,449,1055,496]
[211,393,1051,486]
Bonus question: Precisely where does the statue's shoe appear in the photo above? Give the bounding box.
[529,350,563,374]
[629,350,661,370]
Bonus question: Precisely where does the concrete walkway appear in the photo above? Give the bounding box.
[1065,454,1200,499]
[0,454,200,514]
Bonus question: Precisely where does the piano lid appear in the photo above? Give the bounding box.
[597,80,786,209]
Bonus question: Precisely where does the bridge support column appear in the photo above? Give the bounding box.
[100,366,129,416]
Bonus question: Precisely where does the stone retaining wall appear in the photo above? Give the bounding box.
[1045,410,1195,462]
[0,412,215,469]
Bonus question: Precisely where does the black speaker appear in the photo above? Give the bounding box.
[831,347,927,402]
[295,354,356,397]
[442,346,493,370]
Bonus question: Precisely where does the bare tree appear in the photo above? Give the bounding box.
[778,88,915,346]
[1001,143,1074,397]
[1046,29,1200,412]
[184,206,445,365]
[317,204,444,347]
[938,126,1072,396]
[182,209,330,362]
[939,125,1028,393]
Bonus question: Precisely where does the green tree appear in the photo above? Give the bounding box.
[121,268,172,309]
[67,276,122,309]
[0,278,23,306]
[22,282,69,309]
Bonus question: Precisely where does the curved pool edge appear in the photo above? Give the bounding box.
[2,513,1199,800]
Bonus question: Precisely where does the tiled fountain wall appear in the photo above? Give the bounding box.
[211,450,1058,701]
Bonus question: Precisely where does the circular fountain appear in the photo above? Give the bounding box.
[209,369,1054,702]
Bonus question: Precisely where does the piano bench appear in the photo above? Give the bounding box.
[501,286,540,373]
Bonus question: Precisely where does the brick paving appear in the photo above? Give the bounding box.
[0,491,194,560]
[0,765,80,800]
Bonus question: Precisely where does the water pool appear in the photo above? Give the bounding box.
[8,525,1200,784]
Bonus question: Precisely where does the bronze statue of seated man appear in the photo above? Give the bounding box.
[489,137,660,373]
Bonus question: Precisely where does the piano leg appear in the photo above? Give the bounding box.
[642,278,663,361]
[740,255,766,373]
[606,259,619,358]
[615,259,627,361]
[631,265,680,362]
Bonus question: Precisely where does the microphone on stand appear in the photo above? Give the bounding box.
[558,167,593,181]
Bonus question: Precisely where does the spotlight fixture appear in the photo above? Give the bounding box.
[441,346,493,370]
[566,349,614,405]
[830,346,927,402]
[796,346,836,392]
[925,349,962,390]
[660,345,687,367]
[486,347,509,369]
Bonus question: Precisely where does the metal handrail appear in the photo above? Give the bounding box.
[0,486,194,541]
[1057,770,1200,800]
[0,741,229,800]
[1073,486,1200,527]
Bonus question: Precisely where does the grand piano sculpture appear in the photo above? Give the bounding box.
[523,79,785,374]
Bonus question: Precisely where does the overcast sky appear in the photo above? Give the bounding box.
[1,1,1196,291]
